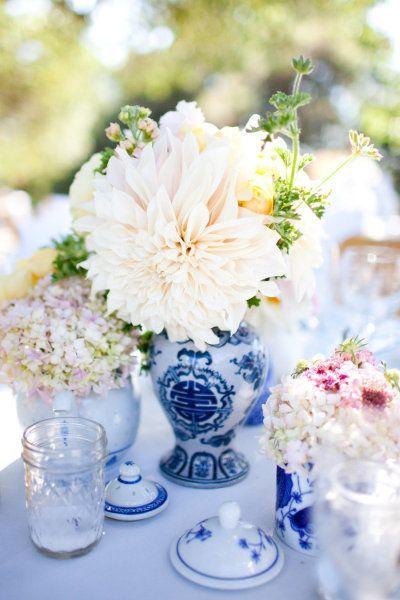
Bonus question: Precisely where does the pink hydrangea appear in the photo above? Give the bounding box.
[261,343,400,472]
[0,276,139,400]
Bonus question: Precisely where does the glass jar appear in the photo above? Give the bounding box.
[316,458,400,600]
[22,417,108,558]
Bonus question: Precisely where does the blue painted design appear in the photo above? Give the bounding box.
[245,361,274,426]
[275,465,316,554]
[185,521,212,543]
[189,452,217,480]
[219,449,248,478]
[151,322,265,488]
[158,348,234,441]
[104,483,168,515]
[201,428,235,447]
[117,475,142,484]
[212,324,255,348]
[237,528,274,563]
[175,529,280,581]
[231,351,265,391]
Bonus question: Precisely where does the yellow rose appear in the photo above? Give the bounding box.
[0,248,56,303]
[0,269,34,303]
[238,176,274,216]
[17,248,57,281]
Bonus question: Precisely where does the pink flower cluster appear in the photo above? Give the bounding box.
[0,276,139,400]
[303,348,394,409]
[261,342,400,472]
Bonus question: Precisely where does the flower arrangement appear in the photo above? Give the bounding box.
[261,338,400,472]
[0,235,139,399]
[70,56,381,350]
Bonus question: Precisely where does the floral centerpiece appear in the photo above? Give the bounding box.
[261,338,400,554]
[67,55,381,488]
[0,236,141,469]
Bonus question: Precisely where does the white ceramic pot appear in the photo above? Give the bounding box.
[16,378,140,474]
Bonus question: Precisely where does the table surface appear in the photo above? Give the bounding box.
[0,377,316,600]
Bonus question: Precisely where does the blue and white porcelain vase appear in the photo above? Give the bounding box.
[244,362,274,426]
[149,322,267,488]
[275,464,316,555]
[16,378,141,477]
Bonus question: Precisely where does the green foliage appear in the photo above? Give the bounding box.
[293,359,310,377]
[292,55,314,75]
[95,148,115,176]
[0,0,397,198]
[269,178,329,252]
[383,365,400,391]
[137,330,154,372]
[247,296,261,309]
[52,234,89,281]
[337,336,367,364]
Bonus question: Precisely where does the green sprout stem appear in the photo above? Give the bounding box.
[311,153,355,193]
[288,72,302,190]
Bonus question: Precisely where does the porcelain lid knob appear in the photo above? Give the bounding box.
[119,461,141,482]
[218,501,241,530]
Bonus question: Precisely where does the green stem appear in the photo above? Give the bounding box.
[288,72,302,190]
[311,153,355,193]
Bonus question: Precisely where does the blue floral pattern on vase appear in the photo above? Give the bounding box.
[244,361,274,426]
[149,322,266,488]
[275,465,316,555]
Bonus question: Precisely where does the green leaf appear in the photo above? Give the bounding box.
[247,296,261,308]
[292,55,314,75]
[51,234,89,281]
[94,147,115,175]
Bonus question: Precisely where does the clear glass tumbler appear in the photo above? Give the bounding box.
[22,417,108,558]
[316,458,400,600]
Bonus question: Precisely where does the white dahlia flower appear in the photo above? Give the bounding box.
[69,153,101,220]
[160,100,217,149]
[76,130,287,349]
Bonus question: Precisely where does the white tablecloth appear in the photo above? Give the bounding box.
[0,378,316,600]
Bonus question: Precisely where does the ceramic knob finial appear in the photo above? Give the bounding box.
[119,460,141,482]
[218,501,241,530]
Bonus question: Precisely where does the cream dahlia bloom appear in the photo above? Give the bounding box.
[160,100,217,150]
[69,153,101,220]
[75,130,287,349]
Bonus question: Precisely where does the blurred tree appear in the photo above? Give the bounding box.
[0,2,111,199]
[0,0,398,198]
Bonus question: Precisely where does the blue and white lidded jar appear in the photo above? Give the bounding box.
[275,464,316,555]
[149,322,267,488]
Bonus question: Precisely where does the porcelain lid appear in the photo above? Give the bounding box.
[105,461,168,521]
[170,502,284,590]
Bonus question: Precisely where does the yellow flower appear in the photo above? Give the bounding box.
[238,175,275,216]
[0,248,56,303]
[16,248,57,281]
[265,296,281,305]
[0,269,34,303]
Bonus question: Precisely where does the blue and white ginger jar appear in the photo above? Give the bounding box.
[149,322,267,488]
[275,464,316,555]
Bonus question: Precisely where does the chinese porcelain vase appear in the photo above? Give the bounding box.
[244,362,274,426]
[149,322,267,488]
[16,379,140,475]
[275,464,316,555]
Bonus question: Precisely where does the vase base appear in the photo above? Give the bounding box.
[160,445,249,488]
